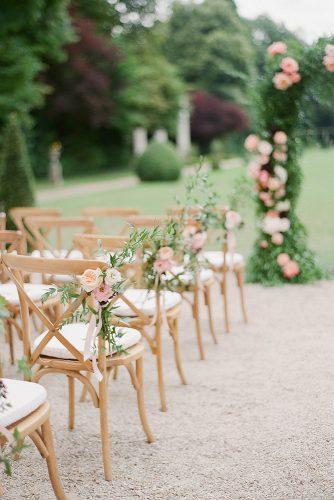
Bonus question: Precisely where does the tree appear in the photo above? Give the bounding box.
[0,115,35,225]
[165,0,255,104]
[0,0,73,129]
[190,91,249,151]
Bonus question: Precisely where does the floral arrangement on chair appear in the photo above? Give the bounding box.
[42,230,148,376]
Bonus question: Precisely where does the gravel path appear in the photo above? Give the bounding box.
[2,279,334,499]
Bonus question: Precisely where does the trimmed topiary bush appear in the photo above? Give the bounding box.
[135,141,182,182]
[0,114,35,228]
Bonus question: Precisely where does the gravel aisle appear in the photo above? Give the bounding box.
[2,280,334,499]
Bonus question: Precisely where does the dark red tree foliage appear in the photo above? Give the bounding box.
[43,15,122,131]
[190,91,249,147]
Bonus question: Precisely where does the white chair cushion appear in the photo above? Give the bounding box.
[0,283,51,306]
[113,289,182,317]
[32,323,141,360]
[202,251,244,268]
[0,378,47,428]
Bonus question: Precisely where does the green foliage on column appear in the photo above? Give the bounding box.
[0,115,35,226]
[246,38,334,285]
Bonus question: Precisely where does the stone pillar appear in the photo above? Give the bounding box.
[153,128,168,143]
[177,95,191,158]
[133,127,148,156]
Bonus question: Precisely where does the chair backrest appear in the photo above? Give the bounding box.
[0,230,24,283]
[124,215,168,233]
[0,213,6,231]
[8,207,62,251]
[166,205,202,217]
[0,253,108,372]
[24,216,95,257]
[73,233,130,259]
[81,207,140,235]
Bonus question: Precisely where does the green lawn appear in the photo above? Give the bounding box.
[40,147,334,273]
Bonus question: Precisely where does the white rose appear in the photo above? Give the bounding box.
[80,268,103,293]
[105,267,122,287]
[276,200,290,212]
[258,140,273,156]
[268,177,281,191]
[274,165,288,183]
[225,210,242,230]
[262,216,290,235]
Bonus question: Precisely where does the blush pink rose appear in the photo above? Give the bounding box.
[283,260,300,279]
[260,240,268,249]
[325,44,334,56]
[290,72,301,83]
[276,187,286,199]
[259,170,269,187]
[258,155,270,165]
[273,150,287,162]
[244,134,259,152]
[273,131,288,145]
[192,232,207,250]
[273,72,292,90]
[247,161,261,179]
[277,253,290,266]
[225,211,242,229]
[158,246,174,260]
[154,258,173,274]
[323,55,334,72]
[92,283,113,302]
[280,57,299,74]
[267,210,279,218]
[271,233,283,245]
[183,225,197,239]
[267,41,287,56]
[258,140,273,156]
[268,177,281,191]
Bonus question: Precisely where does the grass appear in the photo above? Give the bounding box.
[36,167,132,189]
[40,146,334,273]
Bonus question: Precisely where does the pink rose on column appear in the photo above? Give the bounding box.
[273,131,287,145]
[277,253,290,266]
[267,41,287,56]
[271,233,283,245]
[247,161,261,179]
[244,134,259,152]
[280,57,299,74]
[323,44,334,72]
[225,211,242,230]
[283,260,300,279]
[260,240,268,249]
[273,72,292,90]
[259,170,269,187]
[258,140,273,156]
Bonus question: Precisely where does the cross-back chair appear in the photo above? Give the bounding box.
[8,208,62,252]
[81,207,140,235]
[0,231,60,368]
[0,253,154,481]
[0,378,65,499]
[72,232,186,413]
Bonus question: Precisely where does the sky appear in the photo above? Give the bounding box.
[235,0,334,42]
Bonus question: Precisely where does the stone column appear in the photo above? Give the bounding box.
[177,95,191,158]
[153,128,168,143]
[133,127,148,156]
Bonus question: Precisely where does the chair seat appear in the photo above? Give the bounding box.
[202,251,244,269]
[167,266,214,285]
[0,378,47,428]
[0,283,51,307]
[114,289,182,318]
[33,323,141,360]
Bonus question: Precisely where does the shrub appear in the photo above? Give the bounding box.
[135,141,182,182]
[0,115,35,227]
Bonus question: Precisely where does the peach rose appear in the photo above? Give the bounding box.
[260,240,268,249]
[273,131,288,145]
[283,260,300,279]
[273,72,292,90]
[290,72,301,83]
[276,187,286,199]
[258,155,270,165]
[273,150,287,162]
[225,211,242,230]
[323,55,334,72]
[280,57,299,74]
[192,232,207,250]
[92,283,113,302]
[259,170,269,187]
[105,267,122,287]
[271,233,283,245]
[268,177,281,191]
[258,140,273,156]
[247,161,261,179]
[267,210,279,218]
[277,253,290,266]
[267,41,287,56]
[244,134,259,152]
[158,246,174,260]
[80,268,103,293]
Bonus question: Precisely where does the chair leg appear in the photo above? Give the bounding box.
[67,376,75,430]
[155,320,167,412]
[41,418,66,500]
[99,372,112,480]
[6,321,15,365]
[193,289,205,360]
[236,269,248,323]
[220,272,230,333]
[135,358,154,443]
[168,317,187,385]
[203,286,218,344]
[113,366,119,380]
[79,372,90,403]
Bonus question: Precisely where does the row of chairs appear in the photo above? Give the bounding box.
[0,206,248,498]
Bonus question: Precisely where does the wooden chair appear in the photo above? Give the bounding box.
[8,208,62,252]
[123,215,168,234]
[0,214,5,231]
[0,231,60,366]
[81,208,140,235]
[1,253,154,481]
[0,378,65,499]
[72,233,186,412]
[126,215,217,360]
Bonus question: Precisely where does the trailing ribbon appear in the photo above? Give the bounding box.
[83,299,103,382]
[0,424,14,445]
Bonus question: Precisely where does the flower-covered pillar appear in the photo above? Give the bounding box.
[245,40,334,285]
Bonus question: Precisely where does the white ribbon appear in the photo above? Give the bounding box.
[0,424,14,445]
[84,300,103,382]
